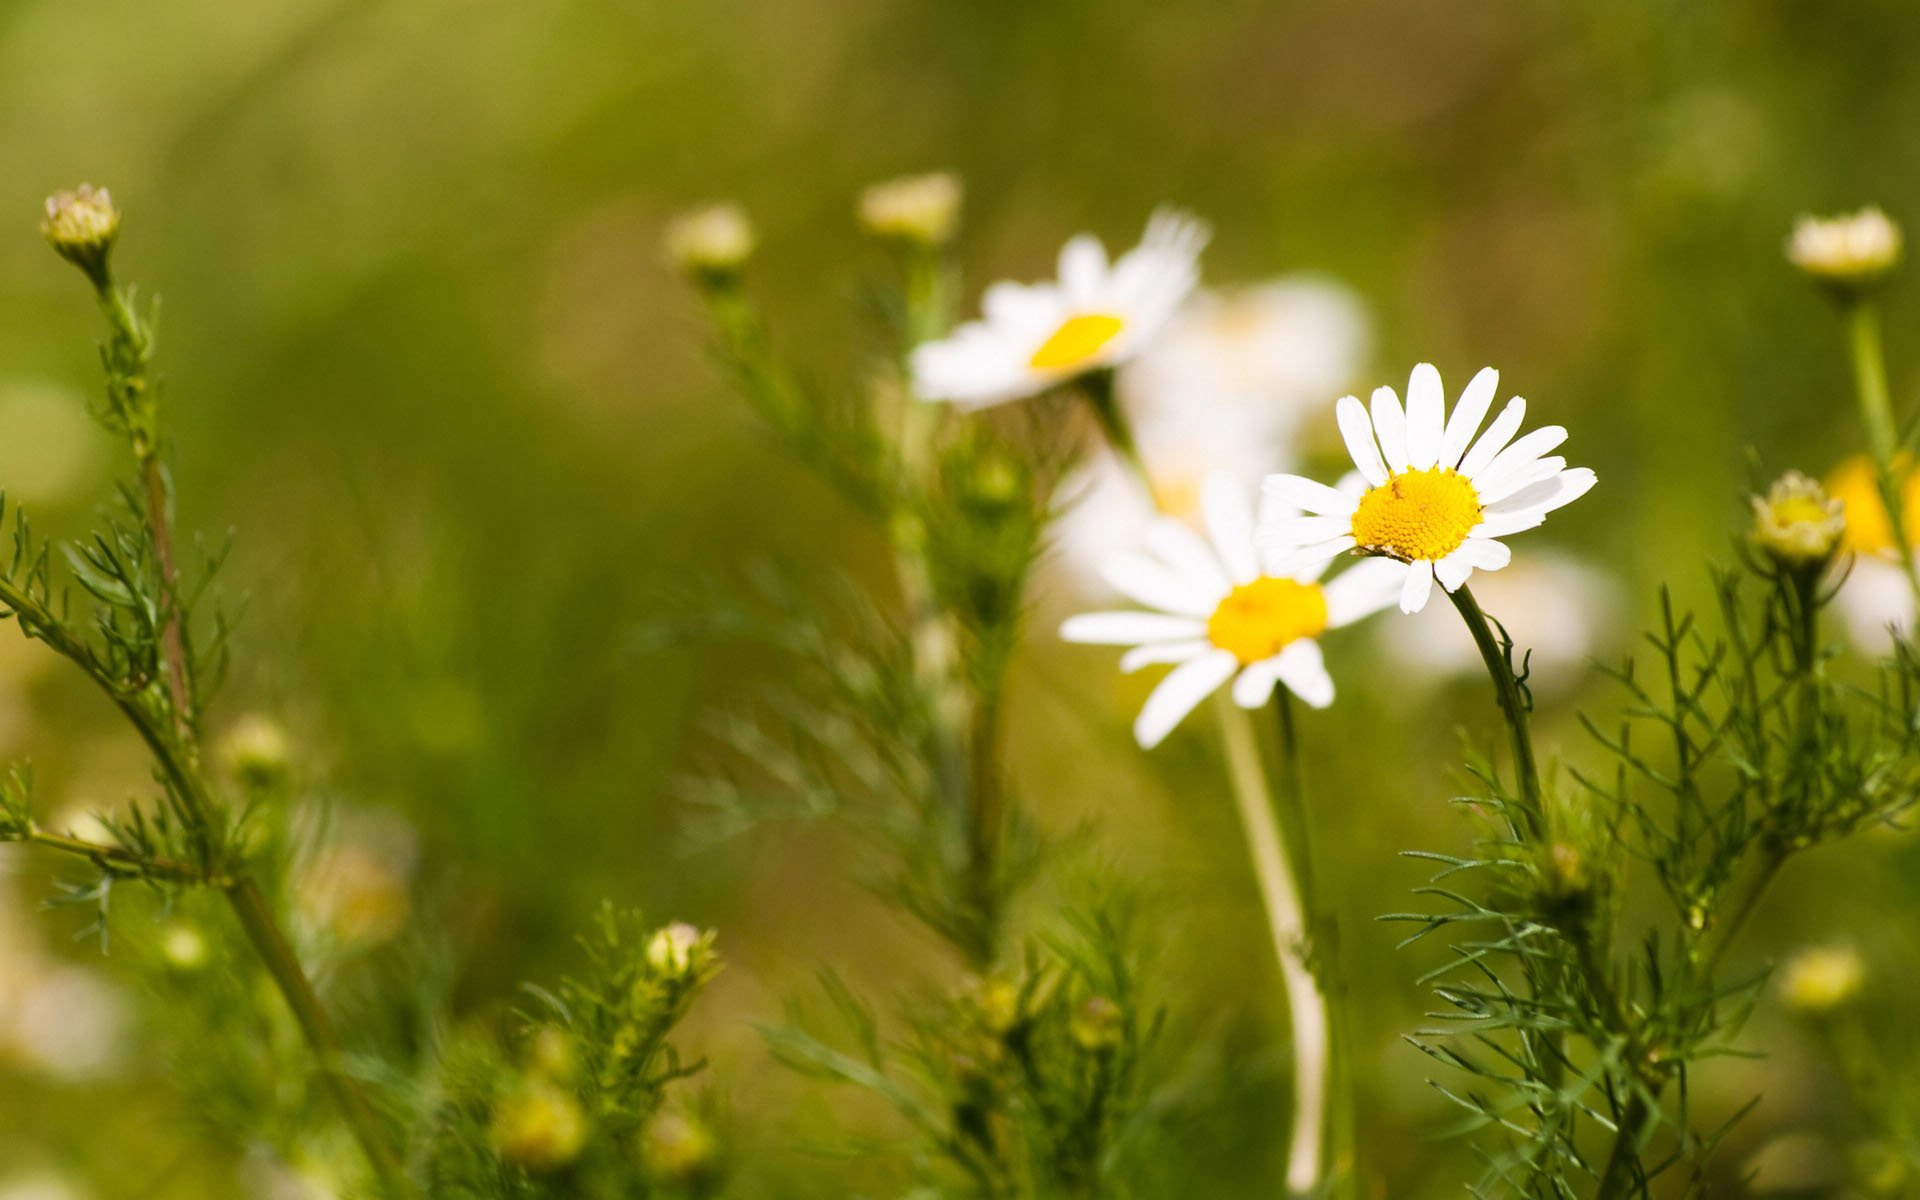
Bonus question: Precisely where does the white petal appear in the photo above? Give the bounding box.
[1335,395,1389,487]
[1468,426,1567,489]
[1100,552,1219,617]
[1121,639,1211,673]
[1476,456,1566,506]
[1273,640,1335,708]
[1274,535,1358,567]
[1456,397,1527,478]
[1134,650,1238,748]
[1322,557,1409,626]
[1061,612,1207,645]
[1263,474,1359,516]
[1486,467,1596,519]
[1404,363,1446,469]
[1143,519,1230,596]
[1202,472,1260,585]
[1399,559,1436,614]
[982,281,1060,331]
[1058,235,1109,300]
[1370,386,1410,474]
[1438,367,1498,468]
[1474,510,1548,539]
[1258,514,1350,547]
[1453,537,1512,570]
[1231,660,1281,708]
[1434,552,1475,592]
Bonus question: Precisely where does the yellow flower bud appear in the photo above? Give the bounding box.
[645,921,716,982]
[491,1080,588,1171]
[41,185,121,284]
[857,172,962,246]
[1787,207,1902,291]
[1751,470,1846,568]
[664,204,754,283]
[1778,944,1865,1015]
[640,1110,720,1185]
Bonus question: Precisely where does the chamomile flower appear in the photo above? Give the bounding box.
[1260,364,1596,614]
[1061,472,1405,748]
[910,210,1208,409]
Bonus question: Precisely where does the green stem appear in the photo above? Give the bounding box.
[1844,300,1920,603]
[1217,695,1335,1197]
[1595,1094,1651,1200]
[227,878,411,1196]
[1445,585,1545,839]
[1078,370,1153,499]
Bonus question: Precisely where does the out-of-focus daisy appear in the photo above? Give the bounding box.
[1786,206,1902,290]
[1825,454,1920,652]
[1061,472,1405,747]
[294,807,418,949]
[1260,364,1596,614]
[1052,278,1371,594]
[1378,551,1621,697]
[911,210,1207,409]
[1776,944,1866,1015]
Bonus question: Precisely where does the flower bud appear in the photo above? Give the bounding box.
[645,921,716,982]
[1778,944,1865,1015]
[490,1080,588,1171]
[1787,207,1902,292]
[1069,995,1123,1052]
[1751,470,1846,569]
[220,714,291,789]
[857,172,962,246]
[41,185,120,286]
[159,920,209,972]
[970,975,1021,1038]
[664,204,754,284]
[640,1110,721,1186]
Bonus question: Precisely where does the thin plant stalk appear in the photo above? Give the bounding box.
[1216,694,1333,1197]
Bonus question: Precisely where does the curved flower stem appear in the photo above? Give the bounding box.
[1216,694,1336,1197]
[1844,299,1920,603]
[1444,585,1544,840]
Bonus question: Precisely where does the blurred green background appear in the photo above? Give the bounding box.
[0,0,1917,1195]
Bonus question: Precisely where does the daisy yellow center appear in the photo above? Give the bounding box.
[1206,578,1328,665]
[1029,313,1125,371]
[1351,467,1483,562]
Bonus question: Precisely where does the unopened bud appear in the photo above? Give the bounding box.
[645,921,717,982]
[42,185,120,286]
[1787,207,1902,292]
[220,714,291,789]
[1070,995,1123,1052]
[664,204,754,284]
[640,1110,720,1186]
[1778,944,1865,1015]
[1751,470,1846,569]
[491,1080,588,1171]
[159,920,209,972]
[857,172,962,246]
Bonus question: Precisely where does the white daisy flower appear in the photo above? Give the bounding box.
[1061,472,1406,748]
[910,210,1208,409]
[1259,364,1597,614]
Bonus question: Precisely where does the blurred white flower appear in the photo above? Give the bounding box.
[1824,454,1920,655]
[912,210,1207,409]
[1786,206,1901,289]
[295,807,418,949]
[1377,551,1621,696]
[1051,278,1371,594]
[4,965,127,1081]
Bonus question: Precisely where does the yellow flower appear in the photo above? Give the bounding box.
[491,1080,588,1171]
[1750,470,1845,567]
[1787,206,1902,289]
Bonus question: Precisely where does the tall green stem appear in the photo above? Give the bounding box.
[1217,695,1336,1197]
[1844,299,1920,603]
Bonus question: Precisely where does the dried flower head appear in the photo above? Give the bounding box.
[1751,470,1846,568]
[858,171,962,245]
[1777,944,1865,1015]
[664,204,754,283]
[1787,206,1902,291]
[41,185,120,284]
